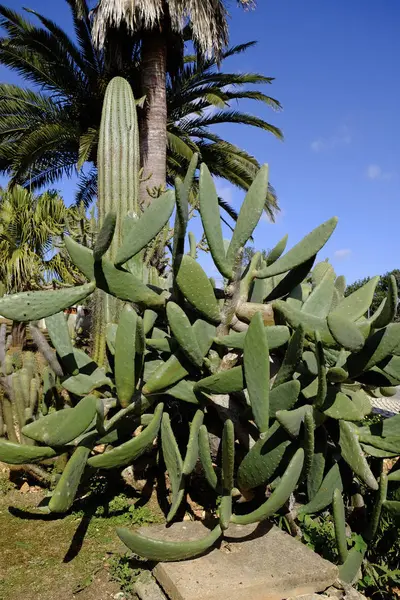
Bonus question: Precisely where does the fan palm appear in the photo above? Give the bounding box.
[0,185,85,346]
[0,1,282,220]
[91,0,257,201]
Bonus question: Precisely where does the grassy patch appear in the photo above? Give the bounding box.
[73,492,164,543]
[0,475,15,496]
[108,554,146,596]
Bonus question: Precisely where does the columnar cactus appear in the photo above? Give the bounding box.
[0,77,398,570]
[0,326,58,443]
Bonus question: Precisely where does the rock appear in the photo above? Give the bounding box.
[20,482,30,494]
[287,595,328,600]
[342,585,368,600]
[0,462,11,476]
[121,466,135,486]
[151,522,338,600]
[94,444,106,453]
[324,586,344,599]
[134,572,167,600]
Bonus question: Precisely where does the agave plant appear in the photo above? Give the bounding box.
[0,78,398,584]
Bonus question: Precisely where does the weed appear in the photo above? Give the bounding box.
[72,567,102,595]
[93,493,162,525]
[81,493,162,543]
[107,493,133,514]
[358,506,400,600]
[297,513,339,563]
[0,476,14,496]
[108,555,143,596]
[362,412,384,427]
[0,577,10,600]
[291,485,400,600]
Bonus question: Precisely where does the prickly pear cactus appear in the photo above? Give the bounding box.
[0,77,399,572]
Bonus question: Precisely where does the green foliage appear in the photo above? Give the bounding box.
[1,76,399,573]
[242,245,270,267]
[298,513,339,563]
[97,495,159,527]
[360,512,400,600]
[346,270,400,322]
[108,555,141,596]
[0,475,14,495]
[0,186,86,293]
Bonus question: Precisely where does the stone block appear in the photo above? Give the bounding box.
[146,521,338,600]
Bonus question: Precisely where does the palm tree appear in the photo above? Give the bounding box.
[0,2,108,192]
[165,41,282,221]
[91,0,258,202]
[0,185,85,346]
[0,2,281,219]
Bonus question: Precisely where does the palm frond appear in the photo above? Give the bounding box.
[0,83,61,116]
[78,127,98,170]
[217,197,238,222]
[220,40,257,59]
[75,167,97,208]
[64,0,101,74]
[183,109,283,139]
[166,130,197,160]
[223,90,282,111]
[0,6,88,96]
[91,0,230,58]
[23,7,88,74]
[9,121,79,183]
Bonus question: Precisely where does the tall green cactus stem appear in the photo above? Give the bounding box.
[0,390,4,436]
[333,488,348,564]
[2,396,17,443]
[11,372,26,434]
[98,77,140,253]
[93,76,140,365]
[220,419,234,529]
[365,470,388,542]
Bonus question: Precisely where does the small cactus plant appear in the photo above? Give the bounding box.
[0,77,398,571]
[0,327,60,442]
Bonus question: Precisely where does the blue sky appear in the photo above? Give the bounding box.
[1,0,399,286]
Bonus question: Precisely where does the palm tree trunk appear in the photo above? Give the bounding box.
[139,30,167,206]
[11,321,26,349]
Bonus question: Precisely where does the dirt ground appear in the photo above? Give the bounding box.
[0,471,163,600]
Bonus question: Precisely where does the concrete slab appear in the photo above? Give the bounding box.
[147,521,338,600]
[134,572,167,600]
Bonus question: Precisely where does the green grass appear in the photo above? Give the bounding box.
[74,492,163,542]
[108,555,144,596]
[0,475,15,496]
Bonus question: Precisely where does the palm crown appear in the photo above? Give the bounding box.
[92,0,255,57]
